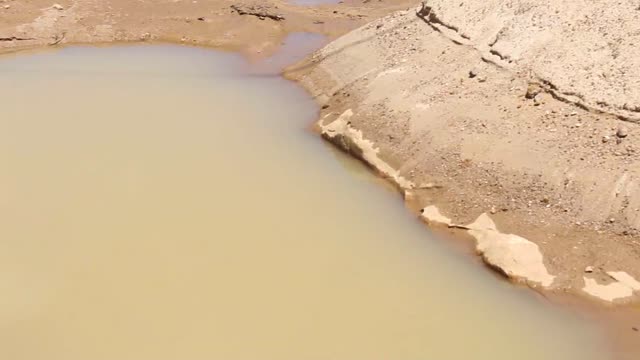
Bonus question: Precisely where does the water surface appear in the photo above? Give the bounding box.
[0,45,607,360]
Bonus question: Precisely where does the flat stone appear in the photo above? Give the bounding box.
[583,277,634,302]
[466,213,555,287]
[420,205,452,225]
[582,271,640,302]
[608,271,640,290]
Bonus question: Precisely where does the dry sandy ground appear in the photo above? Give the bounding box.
[0,0,415,58]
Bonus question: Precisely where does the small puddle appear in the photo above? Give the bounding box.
[0,45,609,359]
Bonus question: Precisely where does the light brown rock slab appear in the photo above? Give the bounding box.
[420,205,452,225]
[466,214,555,287]
[319,109,414,190]
[419,206,555,287]
[583,271,640,302]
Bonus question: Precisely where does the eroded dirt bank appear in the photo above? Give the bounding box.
[287,3,640,306]
[4,0,640,355]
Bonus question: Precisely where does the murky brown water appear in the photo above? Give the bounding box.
[0,45,609,360]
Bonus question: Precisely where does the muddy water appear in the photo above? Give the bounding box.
[0,45,607,360]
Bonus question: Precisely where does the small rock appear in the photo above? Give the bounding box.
[477,75,487,83]
[468,69,477,78]
[633,327,638,332]
[52,4,64,10]
[197,17,205,21]
[490,206,497,214]
[3,4,10,9]
[616,126,629,138]
[525,84,542,99]
[585,266,594,273]
[602,135,610,143]
[533,94,544,106]
[140,32,151,41]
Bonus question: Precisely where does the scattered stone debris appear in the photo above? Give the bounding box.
[230,4,284,21]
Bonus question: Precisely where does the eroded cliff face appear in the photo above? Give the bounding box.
[289,4,640,303]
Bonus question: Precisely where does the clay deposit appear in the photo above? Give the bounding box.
[289,2,640,305]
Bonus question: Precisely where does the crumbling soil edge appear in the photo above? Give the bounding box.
[283,12,640,307]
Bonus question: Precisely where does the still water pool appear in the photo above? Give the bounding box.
[0,45,607,359]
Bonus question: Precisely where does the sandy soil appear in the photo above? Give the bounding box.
[289,4,640,304]
[0,0,415,58]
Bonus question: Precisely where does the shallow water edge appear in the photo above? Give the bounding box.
[0,40,632,360]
